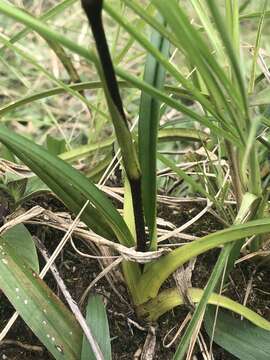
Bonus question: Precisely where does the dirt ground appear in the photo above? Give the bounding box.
[1,198,270,359]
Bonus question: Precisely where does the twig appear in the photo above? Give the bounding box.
[34,236,104,360]
[0,339,43,352]
[79,257,123,306]
[0,206,44,236]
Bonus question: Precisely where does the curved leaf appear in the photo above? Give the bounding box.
[138,287,270,331]
[0,125,134,247]
[137,218,270,304]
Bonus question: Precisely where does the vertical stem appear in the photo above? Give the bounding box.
[81,0,147,252]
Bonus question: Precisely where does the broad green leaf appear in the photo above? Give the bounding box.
[2,224,39,273]
[138,14,170,250]
[81,295,111,360]
[138,287,270,331]
[0,124,134,247]
[205,307,270,360]
[0,237,82,359]
[136,218,270,304]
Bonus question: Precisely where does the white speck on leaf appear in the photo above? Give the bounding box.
[2,259,8,265]
[56,345,63,353]
[24,299,28,305]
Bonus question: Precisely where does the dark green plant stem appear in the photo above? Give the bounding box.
[81,0,147,252]
[81,0,125,120]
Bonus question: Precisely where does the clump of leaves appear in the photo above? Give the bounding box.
[0,1,270,359]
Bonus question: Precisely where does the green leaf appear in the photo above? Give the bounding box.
[0,2,238,144]
[0,0,77,57]
[204,307,270,360]
[158,128,209,143]
[0,237,82,359]
[137,218,270,304]
[138,287,270,331]
[250,87,270,106]
[138,14,170,250]
[46,135,67,156]
[22,176,51,202]
[2,224,39,273]
[0,144,16,162]
[60,137,115,162]
[0,124,134,247]
[7,177,27,204]
[81,295,111,360]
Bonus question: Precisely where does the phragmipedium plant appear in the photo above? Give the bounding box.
[1,0,270,358]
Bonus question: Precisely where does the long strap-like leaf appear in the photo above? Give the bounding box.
[0,125,134,247]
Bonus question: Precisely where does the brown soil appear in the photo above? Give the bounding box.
[1,199,270,359]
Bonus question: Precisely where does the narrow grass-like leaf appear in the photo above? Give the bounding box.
[138,14,169,250]
[0,81,109,119]
[0,0,77,56]
[248,1,267,93]
[158,153,213,201]
[0,33,96,118]
[104,1,223,121]
[172,192,259,358]
[158,128,209,143]
[0,2,238,144]
[0,237,82,359]
[240,11,270,20]
[190,0,225,61]
[121,0,179,48]
[60,137,115,162]
[207,0,248,116]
